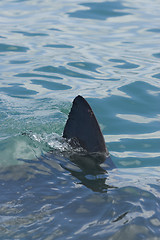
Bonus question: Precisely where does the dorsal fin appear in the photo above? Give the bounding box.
[63,95,109,156]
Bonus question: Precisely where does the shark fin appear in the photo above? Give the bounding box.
[63,95,109,156]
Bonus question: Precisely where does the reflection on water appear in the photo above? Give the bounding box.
[0,150,160,239]
[0,85,38,98]
[0,43,29,52]
[31,79,72,91]
[0,0,160,239]
[68,1,132,20]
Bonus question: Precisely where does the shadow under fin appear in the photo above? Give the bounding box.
[63,95,109,156]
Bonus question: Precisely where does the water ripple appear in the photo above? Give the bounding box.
[0,43,29,52]
[68,1,132,20]
[117,114,160,124]
[31,79,71,91]
[0,85,38,98]
[0,0,160,239]
[44,44,74,49]
[34,65,94,79]
[12,30,48,37]
[109,59,139,69]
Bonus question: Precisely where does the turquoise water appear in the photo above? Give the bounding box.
[0,0,160,239]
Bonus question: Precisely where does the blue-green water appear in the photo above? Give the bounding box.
[0,0,160,239]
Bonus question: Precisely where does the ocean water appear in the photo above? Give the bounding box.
[0,0,160,239]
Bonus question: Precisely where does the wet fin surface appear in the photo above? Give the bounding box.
[63,95,109,156]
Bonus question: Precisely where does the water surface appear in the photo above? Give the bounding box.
[0,0,160,239]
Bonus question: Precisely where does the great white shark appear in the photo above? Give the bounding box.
[19,95,116,192]
[62,95,115,174]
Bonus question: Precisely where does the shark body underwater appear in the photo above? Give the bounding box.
[61,95,115,174]
[22,95,115,192]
